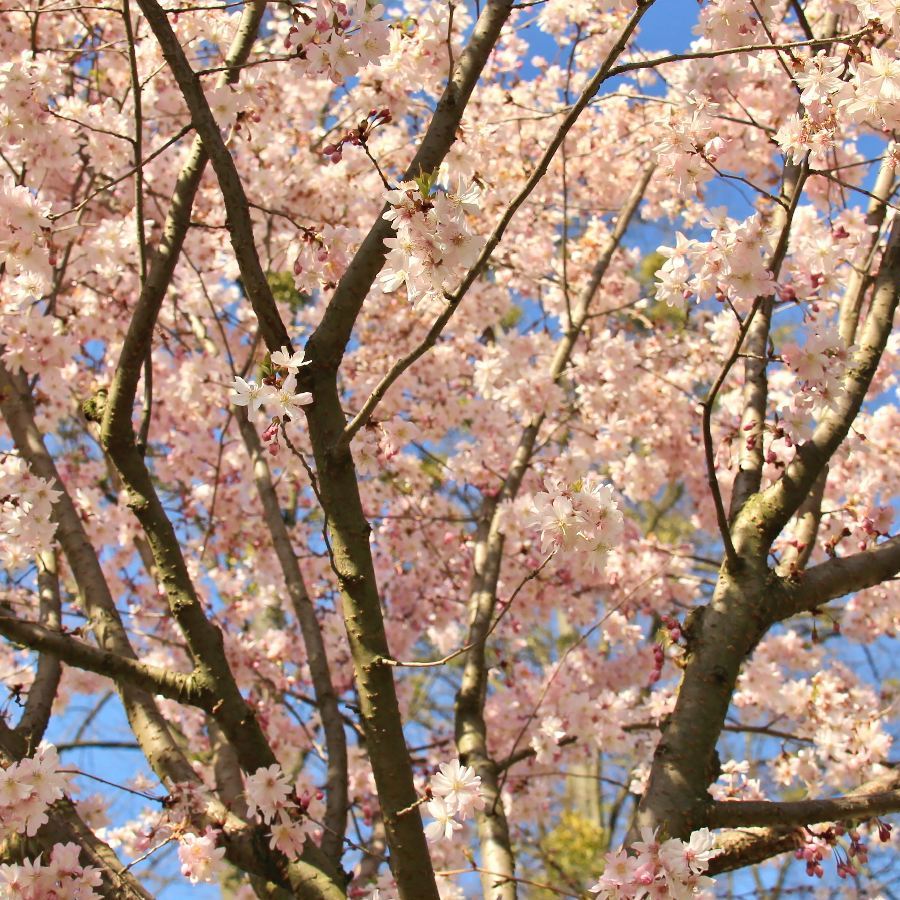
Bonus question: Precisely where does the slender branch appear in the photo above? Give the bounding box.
[236,408,349,865]
[338,161,655,451]
[0,359,198,787]
[495,735,578,773]
[453,158,656,900]
[838,158,897,345]
[729,158,808,519]
[790,0,815,40]
[700,301,763,569]
[775,466,827,578]
[752,218,900,547]
[602,28,872,80]
[48,124,193,222]
[14,550,62,749]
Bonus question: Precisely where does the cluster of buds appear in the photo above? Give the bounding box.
[795,827,831,877]
[661,615,683,643]
[648,644,665,685]
[261,417,281,456]
[293,227,328,275]
[649,615,686,685]
[795,819,892,880]
[322,108,392,164]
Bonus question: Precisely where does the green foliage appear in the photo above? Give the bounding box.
[638,481,695,543]
[266,269,310,314]
[499,304,523,332]
[633,250,688,329]
[637,250,666,289]
[420,453,447,488]
[523,811,606,899]
[414,167,440,198]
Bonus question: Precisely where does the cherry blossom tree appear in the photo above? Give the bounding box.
[0,0,899,896]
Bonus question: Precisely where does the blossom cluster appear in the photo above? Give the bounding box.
[734,646,894,793]
[423,758,484,843]
[0,743,69,840]
[230,345,312,453]
[0,842,103,899]
[529,715,568,762]
[177,827,226,885]
[379,177,484,314]
[531,477,624,570]
[654,93,724,196]
[655,213,773,309]
[243,763,315,859]
[781,323,849,408]
[281,0,390,83]
[289,223,356,295]
[776,47,900,164]
[0,457,60,569]
[0,173,52,303]
[589,827,720,898]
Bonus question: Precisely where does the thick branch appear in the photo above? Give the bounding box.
[0,378,338,896]
[709,767,900,873]
[636,559,792,838]
[707,828,802,875]
[709,788,900,829]
[0,615,208,706]
[779,533,900,619]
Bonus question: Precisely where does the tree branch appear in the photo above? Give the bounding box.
[0,359,198,787]
[308,0,518,368]
[838,158,897,344]
[775,466,827,578]
[0,615,209,706]
[729,158,807,519]
[14,550,62,749]
[752,218,900,547]
[709,766,900,873]
[454,160,655,900]
[779,533,900,619]
[236,408,349,866]
[708,788,900,829]
[135,0,510,891]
